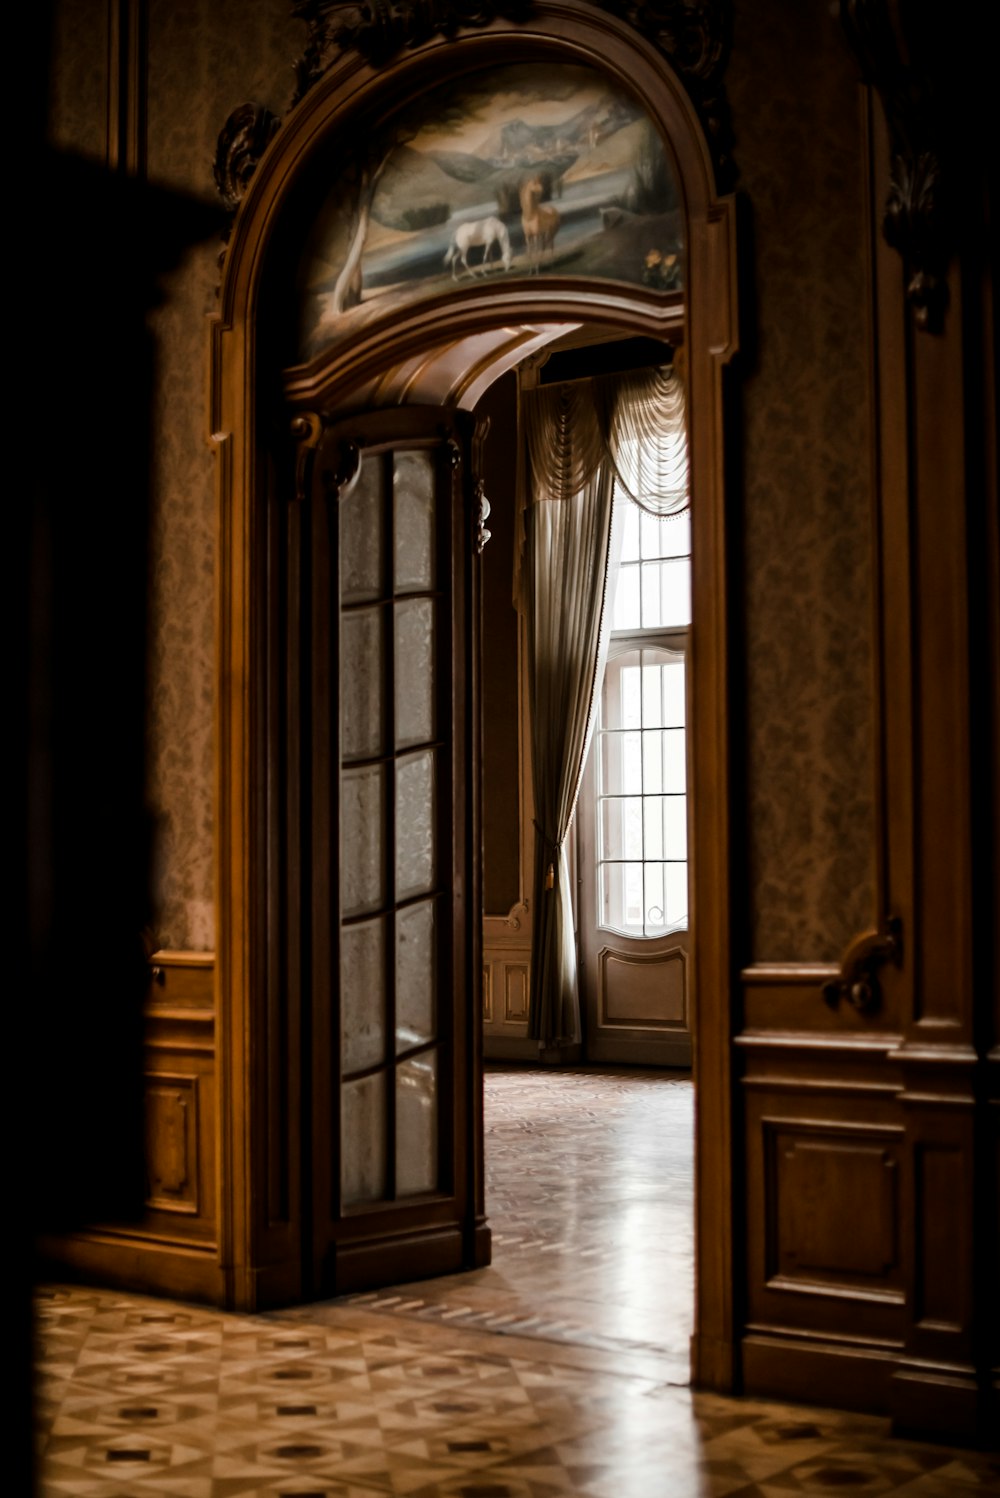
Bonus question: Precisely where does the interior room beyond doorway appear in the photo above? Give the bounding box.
[339,1066,695,1385]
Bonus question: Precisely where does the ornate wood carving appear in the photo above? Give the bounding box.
[840,0,954,332]
[291,0,533,99]
[213,102,282,212]
[593,0,733,186]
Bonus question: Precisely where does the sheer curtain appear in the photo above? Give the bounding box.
[520,362,688,1049]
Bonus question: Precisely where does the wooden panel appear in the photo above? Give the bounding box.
[482,965,493,1024]
[913,1142,963,1329]
[600,945,686,1028]
[766,1124,900,1291]
[145,1075,199,1214]
[503,964,529,1023]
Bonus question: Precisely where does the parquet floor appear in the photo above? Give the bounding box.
[35,1067,1000,1496]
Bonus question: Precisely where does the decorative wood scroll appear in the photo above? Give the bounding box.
[592,0,733,187]
[213,102,282,212]
[840,0,954,332]
[292,0,533,96]
[821,915,902,1016]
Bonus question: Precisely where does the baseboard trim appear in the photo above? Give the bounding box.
[742,1332,895,1412]
[890,1364,985,1444]
[39,1231,228,1306]
[326,1226,468,1296]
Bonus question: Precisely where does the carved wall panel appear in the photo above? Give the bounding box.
[599,946,687,1029]
[145,1075,200,1213]
[765,1122,902,1294]
[503,964,530,1024]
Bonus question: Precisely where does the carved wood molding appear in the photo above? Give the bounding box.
[840,0,956,332]
[591,0,733,186]
[291,0,533,97]
[213,101,282,214]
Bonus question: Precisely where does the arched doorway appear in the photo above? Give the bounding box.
[212,1,738,1390]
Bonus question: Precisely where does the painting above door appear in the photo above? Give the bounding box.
[296,62,684,360]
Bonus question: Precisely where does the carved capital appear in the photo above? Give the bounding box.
[213,102,281,212]
[840,0,955,332]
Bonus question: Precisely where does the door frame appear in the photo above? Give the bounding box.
[210,0,739,1388]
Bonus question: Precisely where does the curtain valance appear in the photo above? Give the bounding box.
[522,363,689,519]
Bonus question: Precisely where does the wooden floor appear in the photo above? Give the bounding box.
[35,1067,1000,1496]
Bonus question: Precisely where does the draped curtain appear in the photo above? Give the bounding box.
[521,363,688,1049]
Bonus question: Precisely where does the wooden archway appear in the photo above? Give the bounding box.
[211,0,739,1389]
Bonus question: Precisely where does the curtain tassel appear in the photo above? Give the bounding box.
[545,863,555,891]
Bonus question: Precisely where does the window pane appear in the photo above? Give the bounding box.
[396,749,436,900]
[642,729,663,793]
[393,451,436,593]
[394,598,436,749]
[396,898,436,1053]
[601,796,643,861]
[665,862,689,926]
[640,507,690,559]
[620,664,642,729]
[660,660,685,728]
[341,765,386,917]
[341,916,386,1074]
[396,1050,438,1196]
[644,862,667,935]
[341,1071,386,1205]
[660,727,686,793]
[612,562,641,630]
[341,456,383,604]
[341,606,384,762]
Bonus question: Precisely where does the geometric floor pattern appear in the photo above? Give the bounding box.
[36,1068,1000,1496]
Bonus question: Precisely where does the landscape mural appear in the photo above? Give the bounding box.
[296,62,685,360]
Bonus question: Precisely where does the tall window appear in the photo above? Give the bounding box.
[596,502,690,936]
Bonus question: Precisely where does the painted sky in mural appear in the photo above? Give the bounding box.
[296,63,684,360]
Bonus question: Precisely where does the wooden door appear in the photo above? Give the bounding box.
[303,406,488,1295]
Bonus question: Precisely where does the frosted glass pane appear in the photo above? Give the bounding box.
[340,456,383,604]
[394,599,436,749]
[341,606,384,762]
[396,899,436,1053]
[341,917,386,1074]
[394,451,436,593]
[341,765,386,917]
[396,750,436,900]
[341,1071,386,1205]
[396,1050,438,1196]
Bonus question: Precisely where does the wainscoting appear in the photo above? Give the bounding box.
[40,951,225,1304]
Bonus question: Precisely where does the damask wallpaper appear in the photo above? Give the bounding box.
[728,0,876,961]
[144,0,299,949]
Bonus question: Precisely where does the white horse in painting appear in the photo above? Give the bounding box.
[444,216,513,279]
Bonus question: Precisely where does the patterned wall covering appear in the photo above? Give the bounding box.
[47,0,109,161]
[728,0,876,961]
[143,0,299,948]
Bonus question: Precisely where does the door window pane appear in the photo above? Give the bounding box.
[341,917,387,1074]
[341,456,383,604]
[341,765,386,917]
[394,598,436,749]
[396,898,437,1053]
[393,451,436,593]
[341,1072,387,1206]
[341,606,384,762]
[395,749,437,900]
[395,1050,438,1196]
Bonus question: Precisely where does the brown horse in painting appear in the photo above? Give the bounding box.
[519,176,560,272]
